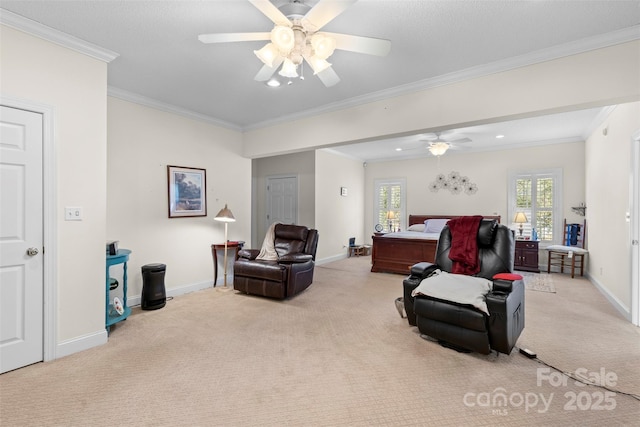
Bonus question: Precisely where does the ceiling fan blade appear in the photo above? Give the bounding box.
[198,32,270,44]
[316,66,341,87]
[249,0,292,26]
[323,32,391,56]
[450,137,472,144]
[254,56,284,81]
[302,0,357,32]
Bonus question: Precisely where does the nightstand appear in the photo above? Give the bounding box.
[514,240,540,273]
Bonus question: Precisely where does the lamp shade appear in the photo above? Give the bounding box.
[278,58,299,78]
[254,43,279,68]
[307,55,332,75]
[310,34,336,59]
[270,25,295,53]
[214,204,236,222]
[514,212,528,223]
[386,211,396,220]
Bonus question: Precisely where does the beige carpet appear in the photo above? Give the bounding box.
[1,256,639,426]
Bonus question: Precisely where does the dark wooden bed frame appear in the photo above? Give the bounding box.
[370,215,501,275]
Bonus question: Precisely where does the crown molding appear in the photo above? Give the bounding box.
[244,25,640,131]
[0,8,119,62]
[8,3,633,132]
[107,87,242,131]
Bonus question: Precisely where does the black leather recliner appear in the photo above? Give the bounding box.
[403,219,525,355]
[234,224,319,299]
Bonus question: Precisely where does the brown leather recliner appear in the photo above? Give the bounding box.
[233,224,319,299]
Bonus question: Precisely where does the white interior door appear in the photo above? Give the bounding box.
[0,105,44,373]
[266,176,298,228]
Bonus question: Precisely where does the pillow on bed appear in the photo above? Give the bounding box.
[423,218,450,234]
[407,223,426,232]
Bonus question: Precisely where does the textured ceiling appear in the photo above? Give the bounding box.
[1,0,639,160]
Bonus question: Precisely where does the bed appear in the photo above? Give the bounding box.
[370,215,501,275]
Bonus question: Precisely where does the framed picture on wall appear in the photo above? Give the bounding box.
[167,165,207,218]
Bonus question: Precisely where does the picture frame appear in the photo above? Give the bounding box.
[167,165,207,218]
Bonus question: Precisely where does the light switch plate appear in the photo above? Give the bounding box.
[65,207,83,221]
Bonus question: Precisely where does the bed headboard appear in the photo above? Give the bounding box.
[408,215,501,226]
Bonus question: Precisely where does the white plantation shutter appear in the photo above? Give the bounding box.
[508,169,562,243]
[374,179,406,232]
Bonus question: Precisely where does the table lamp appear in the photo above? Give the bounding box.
[214,204,236,290]
[514,212,528,237]
[386,210,396,232]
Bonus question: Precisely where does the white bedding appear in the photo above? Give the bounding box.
[380,231,440,240]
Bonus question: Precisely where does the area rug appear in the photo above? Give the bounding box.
[522,272,556,293]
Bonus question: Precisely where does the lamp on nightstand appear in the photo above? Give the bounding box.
[214,204,236,291]
[386,210,396,232]
[514,212,528,237]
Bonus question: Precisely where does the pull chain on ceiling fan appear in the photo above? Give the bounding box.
[198,0,391,87]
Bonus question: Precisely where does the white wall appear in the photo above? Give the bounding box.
[585,102,640,315]
[243,41,640,158]
[0,26,108,344]
[363,142,586,250]
[315,150,366,261]
[252,151,315,246]
[107,97,249,298]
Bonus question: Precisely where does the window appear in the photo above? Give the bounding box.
[508,169,562,243]
[374,179,406,232]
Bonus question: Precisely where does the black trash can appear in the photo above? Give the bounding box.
[141,263,166,310]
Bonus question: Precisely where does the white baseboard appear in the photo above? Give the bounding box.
[55,280,215,361]
[316,253,348,266]
[127,280,214,307]
[586,272,631,321]
[56,329,108,359]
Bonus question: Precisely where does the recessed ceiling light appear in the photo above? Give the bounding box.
[395,148,402,151]
[496,134,505,139]
[266,78,280,87]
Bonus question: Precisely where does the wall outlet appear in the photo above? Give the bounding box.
[65,207,83,221]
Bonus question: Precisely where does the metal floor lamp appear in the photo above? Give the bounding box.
[214,204,236,291]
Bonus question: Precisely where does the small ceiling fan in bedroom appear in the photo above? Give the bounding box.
[420,131,472,157]
[198,0,391,87]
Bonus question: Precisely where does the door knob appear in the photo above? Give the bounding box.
[27,247,39,256]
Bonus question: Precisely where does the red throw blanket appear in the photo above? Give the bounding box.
[447,215,483,275]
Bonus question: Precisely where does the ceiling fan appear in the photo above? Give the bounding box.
[420,131,472,157]
[198,0,391,87]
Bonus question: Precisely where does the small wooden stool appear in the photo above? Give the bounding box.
[348,245,365,257]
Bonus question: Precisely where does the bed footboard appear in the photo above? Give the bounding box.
[371,235,438,274]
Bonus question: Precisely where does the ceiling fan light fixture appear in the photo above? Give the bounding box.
[310,33,336,59]
[278,58,299,78]
[307,55,331,74]
[254,43,279,67]
[271,25,295,53]
[428,142,449,156]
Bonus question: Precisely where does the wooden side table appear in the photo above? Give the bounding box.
[348,244,372,257]
[106,249,131,331]
[348,245,364,257]
[211,241,244,287]
[514,239,540,273]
